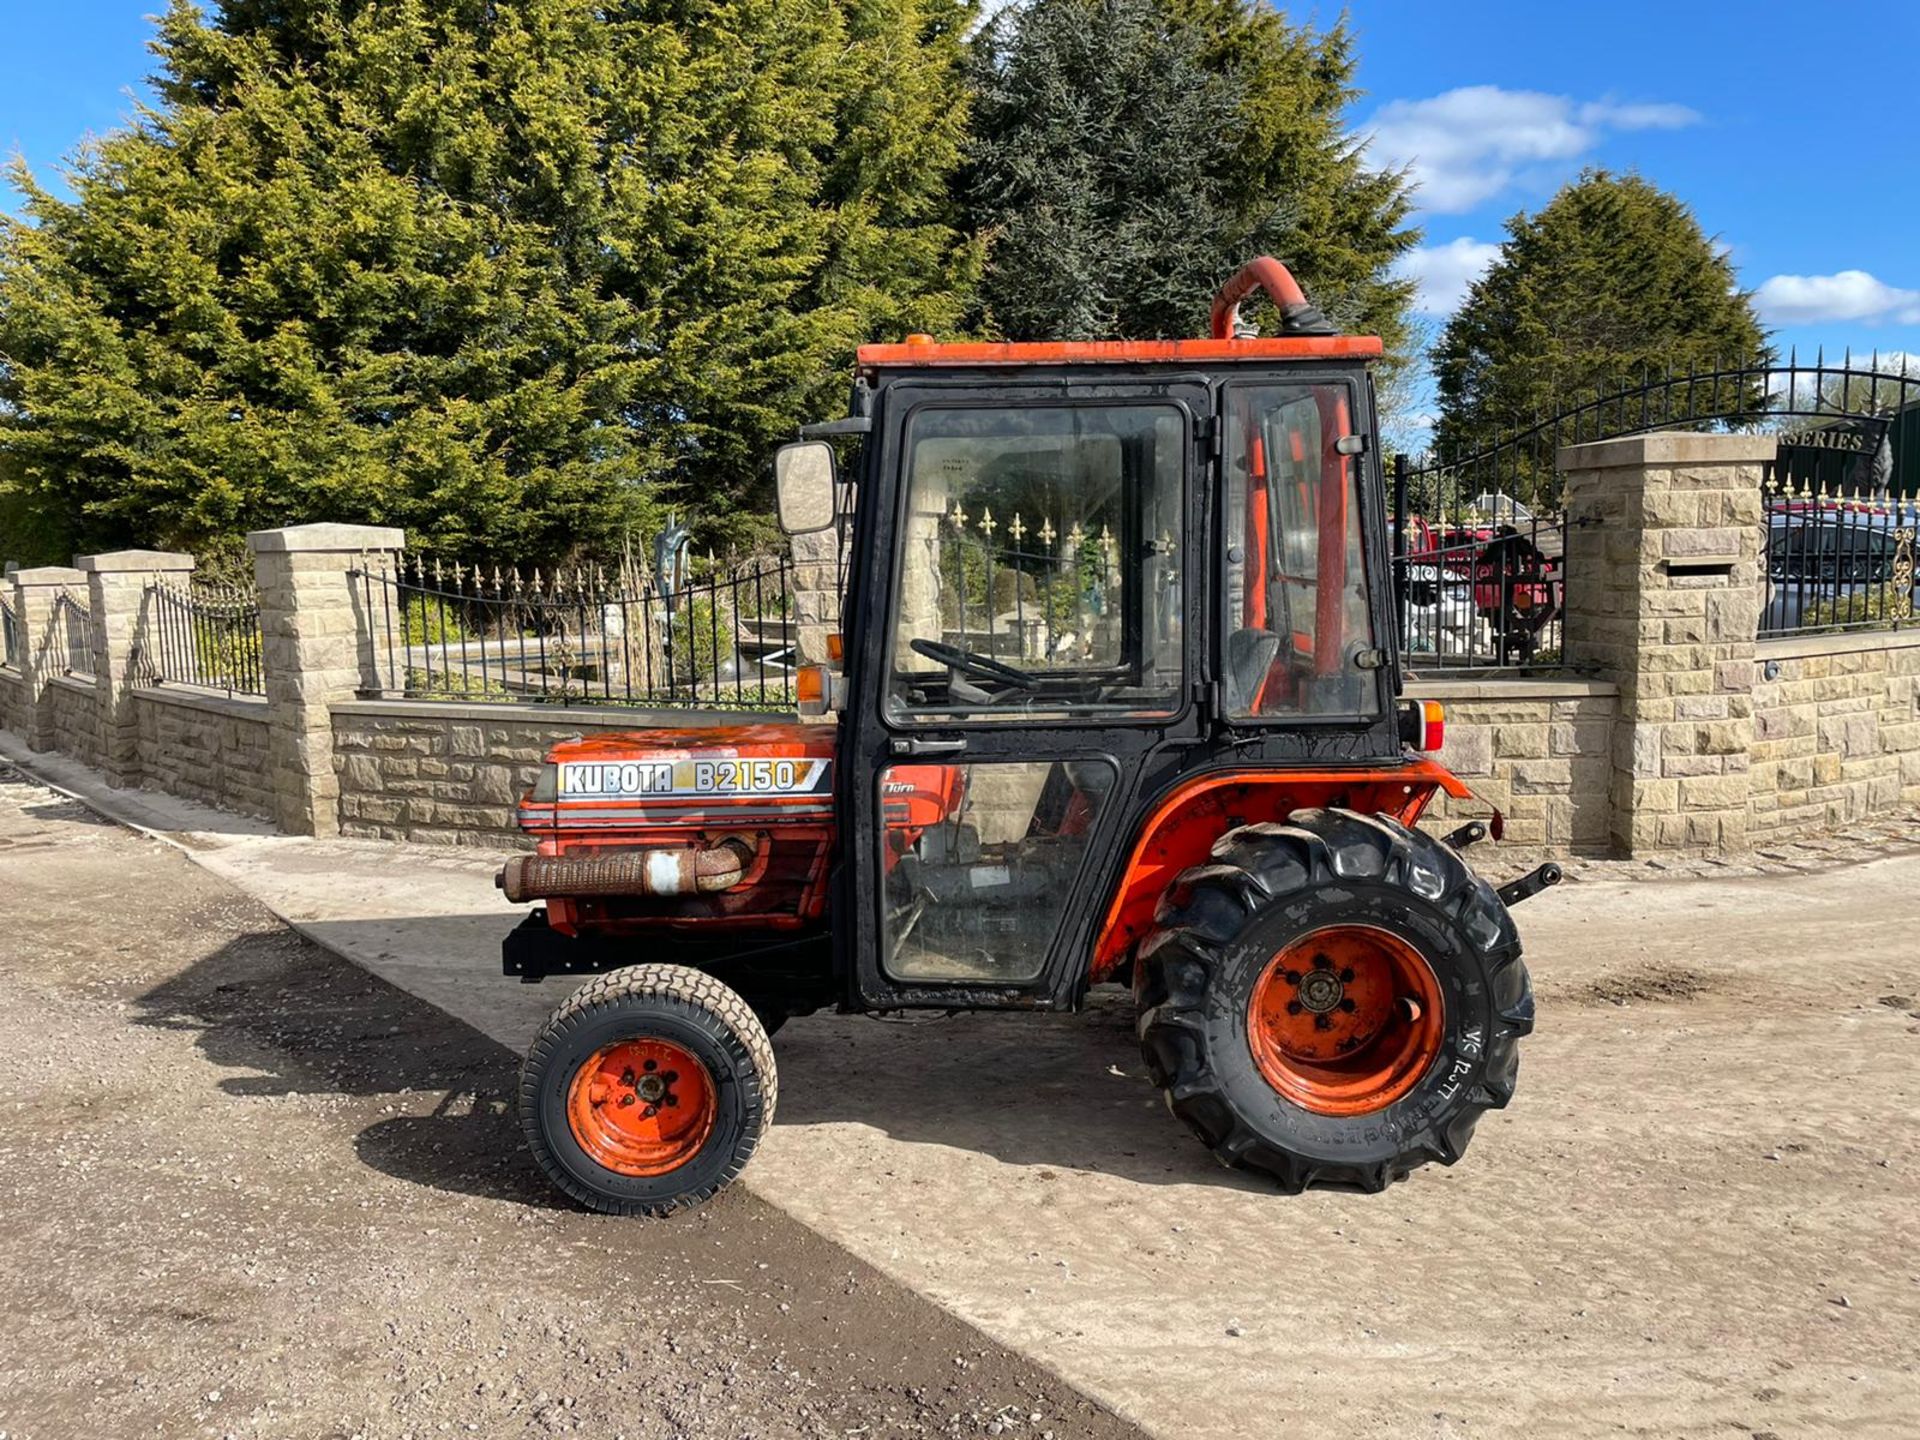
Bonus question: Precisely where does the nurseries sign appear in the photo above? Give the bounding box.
[558,758,833,798]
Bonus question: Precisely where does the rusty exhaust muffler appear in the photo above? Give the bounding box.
[497,834,759,903]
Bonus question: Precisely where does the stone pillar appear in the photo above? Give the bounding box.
[248,523,405,836]
[8,566,89,751]
[1559,432,1774,856]
[78,549,196,787]
[789,525,845,667]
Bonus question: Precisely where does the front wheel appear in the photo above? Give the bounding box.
[1136,808,1533,1192]
[520,964,777,1216]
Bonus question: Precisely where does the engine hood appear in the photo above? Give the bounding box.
[547,723,836,767]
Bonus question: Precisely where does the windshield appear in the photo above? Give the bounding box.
[1222,382,1380,718]
[886,403,1185,723]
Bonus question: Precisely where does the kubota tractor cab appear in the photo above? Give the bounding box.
[499,259,1559,1216]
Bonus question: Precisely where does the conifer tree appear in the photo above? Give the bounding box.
[0,0,975,565]
[964,0,1417,350]
[1434,170,1771,460]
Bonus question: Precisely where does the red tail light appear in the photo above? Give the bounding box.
[1409,700,1445,752]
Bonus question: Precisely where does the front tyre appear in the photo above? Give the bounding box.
[520,964,776,1217]
[1136,808,1533,1192]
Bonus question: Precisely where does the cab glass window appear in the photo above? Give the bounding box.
[887,404,1185,723]
[1222,384,1380,718]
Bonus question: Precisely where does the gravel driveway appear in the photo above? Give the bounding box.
[0,767,1140,1440]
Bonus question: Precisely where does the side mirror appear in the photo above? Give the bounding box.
[775,441,839,536]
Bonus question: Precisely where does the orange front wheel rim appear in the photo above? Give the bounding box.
[1247,925,1445,1116]
[566,1039,717,1177]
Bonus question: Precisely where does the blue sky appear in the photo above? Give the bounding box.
[1342,0,1920,388]
[4,0,1918,389]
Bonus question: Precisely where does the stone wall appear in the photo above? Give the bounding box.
[46,676,101,768]
[1749,631,1920,839]
[331,701,791,846]
[1413,678,1617,853]
[13,451,1920,860]
[134,687,274,820]
[330,686,1624,854]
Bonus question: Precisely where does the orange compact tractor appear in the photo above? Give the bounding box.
[497,258,1560,1216]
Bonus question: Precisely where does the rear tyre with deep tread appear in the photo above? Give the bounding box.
[1135,808,1532,1192]
[520,964,776,1217]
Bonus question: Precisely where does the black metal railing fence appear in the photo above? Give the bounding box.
[931,505,1132,664]
[351,551,800,710]
[1394,351,1920,670]
[135,579,266,696]
[50,591,92,677]
[1760,472,1918,637]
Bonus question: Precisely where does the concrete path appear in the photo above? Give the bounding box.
[6,731,1918,1440]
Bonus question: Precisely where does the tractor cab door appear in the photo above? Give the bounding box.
[839,382,1205,1010]
[1219,380,1384,719]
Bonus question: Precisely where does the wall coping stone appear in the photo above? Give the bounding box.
[1756,628,1920,662]
[332,698,800,728]
[76,550,195,574]
[132,684,271,723]
[48,674,98,696]
[1557,431,1779,472]
[246,522,406,554]
[1405,677,1618,701]
[10,565,87,587]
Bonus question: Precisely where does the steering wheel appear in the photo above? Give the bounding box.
[910,637,1039,689]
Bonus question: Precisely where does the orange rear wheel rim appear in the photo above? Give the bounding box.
[566,1038,717,1177]
[1247,925,1445,1116]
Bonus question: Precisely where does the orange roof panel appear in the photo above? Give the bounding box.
[856,335,1384,367]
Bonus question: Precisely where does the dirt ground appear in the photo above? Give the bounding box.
[0,768,1142,1440]
[5,757,1920,1440]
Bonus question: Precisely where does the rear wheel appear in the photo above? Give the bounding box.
[520,964,776,1216]
[1136,808,1532,1192]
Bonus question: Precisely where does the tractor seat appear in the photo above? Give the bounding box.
[1225,628,1281,714]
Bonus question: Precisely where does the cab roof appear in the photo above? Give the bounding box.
[856,335,1383,368]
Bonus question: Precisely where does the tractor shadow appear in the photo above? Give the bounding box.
[132,918,1258,1204]
[771,993,1265,1191]
[129,926,571,1210]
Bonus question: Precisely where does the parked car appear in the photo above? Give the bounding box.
[1767,516,1898,585]
[1764,509,1913,631]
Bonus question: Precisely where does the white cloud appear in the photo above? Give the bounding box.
[1578,100,1700,131]
[1361,86,1701,214]
[1394,237,1501,315]
[1753,270,1920,326]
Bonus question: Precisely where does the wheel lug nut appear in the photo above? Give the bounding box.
[1338,997,1357,1013]
[1314,1014,1332,1031]
[1282,970,1302,985]
[1339,967,1355,983]
[1286,999,1303,1016]
[618,1094,635,1107]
